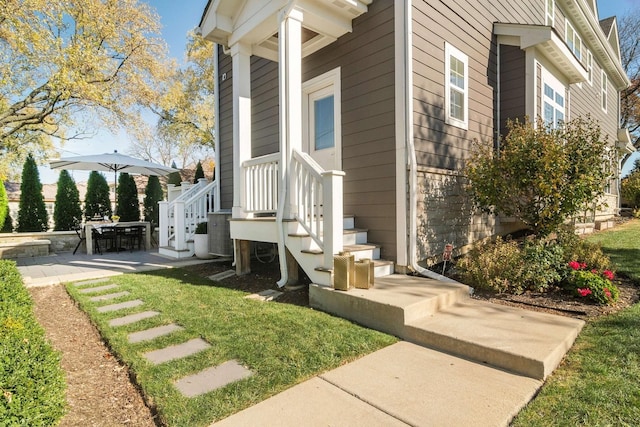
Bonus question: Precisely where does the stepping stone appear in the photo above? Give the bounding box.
[143,338,211,365]
[245,289,283,302]
[73,278,110,287]
[97,299,143,313]
[174,360,253,397]
[128,324,184,344]
[90,291,130,302]
[208,270,236,281]
[109,311,159,327]
[79,284,119,294]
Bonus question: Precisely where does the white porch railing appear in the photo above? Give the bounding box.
[239,150,344,269]
[159,179,217,250]
[290,151,344,268]
[242,153,280,213]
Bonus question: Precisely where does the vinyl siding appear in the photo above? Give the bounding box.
[302,0,397,260]
[218,51,233,210]
[499,45,526,136]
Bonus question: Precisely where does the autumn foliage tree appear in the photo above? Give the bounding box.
[465,118,613,236]
[621,159,640,208]
[0,0,172,178]
[618,9,640,164]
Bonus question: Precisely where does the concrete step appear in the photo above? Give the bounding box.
[404,299,584,379]
[310,274,584,380]
[310,274,470,338]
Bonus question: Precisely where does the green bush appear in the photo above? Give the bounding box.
[17,154,48,232]
[0,261,66,425]
[566,270,620,305]
[519,239,565,292]
[457,236,524,293]
[556,225,612,271]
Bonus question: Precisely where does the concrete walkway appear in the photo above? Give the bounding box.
[15,251,577,426]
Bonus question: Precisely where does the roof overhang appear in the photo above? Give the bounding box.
[199,0,372,61]
[616,128,635,154]
[494,23,589,84]
[556,0,630,90]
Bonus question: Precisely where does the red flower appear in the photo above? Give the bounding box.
[604,288,612,299]
[580,263,587,269]
[603,270,614,281]
[591,269,598,274]
[568,261,581,270]
[577,288,592,297]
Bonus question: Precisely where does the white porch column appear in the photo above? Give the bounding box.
[231,42,252,218]
[278,7,303,219]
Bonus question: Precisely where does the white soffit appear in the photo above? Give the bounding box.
[201,0,373,60]
[494,23,589,84]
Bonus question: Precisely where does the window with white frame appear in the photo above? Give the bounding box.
[586,50,593,85]
[565,21,582,60]
[601,70,608,112]
[445,43,469,129]
[546,0,554,26]
[542,68,566,128]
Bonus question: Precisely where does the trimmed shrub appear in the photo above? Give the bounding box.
[193,160,205,183]
[0,180,8,228]
[519,239,565,292]
[17,154,48,232]
[1,211,13,233]
[556,225,612,271]
[0,261,66,424]
[167,161,182,187]
[53,170,82,231]
[143,175,163,226]
[116,173,140,222]
[84,171,112,220]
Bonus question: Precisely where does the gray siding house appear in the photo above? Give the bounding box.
[199,0,632,286]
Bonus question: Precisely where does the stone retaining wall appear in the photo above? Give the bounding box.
[0,231,80,258]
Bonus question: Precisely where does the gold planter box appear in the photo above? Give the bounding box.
[333,251,355,291]
[354,258,374,289]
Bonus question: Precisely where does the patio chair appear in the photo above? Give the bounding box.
[121,225,146,252]
[72,224,86,255]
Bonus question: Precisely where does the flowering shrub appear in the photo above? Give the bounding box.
[566,261,619,305]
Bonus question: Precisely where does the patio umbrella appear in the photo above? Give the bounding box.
[49,150,178,207]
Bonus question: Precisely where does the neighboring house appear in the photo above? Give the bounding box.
[197,0,633,286]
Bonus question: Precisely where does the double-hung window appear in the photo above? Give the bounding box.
[445,43,469,129]
[542,69,566,128]
[601,70,608,112]
[545,0,554,26]
[586,50,593,85]
[565,21,582,60]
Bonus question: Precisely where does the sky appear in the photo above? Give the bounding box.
[39,0,637,183]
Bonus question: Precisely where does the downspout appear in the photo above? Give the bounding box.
[403,1,460,284]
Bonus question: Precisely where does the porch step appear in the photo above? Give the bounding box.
[158,245,194,259]
[314,259,395,278]
[342,243,380,260]
[310,274,584,380]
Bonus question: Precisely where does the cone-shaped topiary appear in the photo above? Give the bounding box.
[143,175,163,226]
[84,171,112,220]
[194,160,205,183]
[17,154,48,232]
[167,161,182,187]
[53,170,82,230]
[116,172,140,222]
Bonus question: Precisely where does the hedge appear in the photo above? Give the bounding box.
[0,261,66,425]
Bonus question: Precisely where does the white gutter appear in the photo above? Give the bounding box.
[403,1,461,285]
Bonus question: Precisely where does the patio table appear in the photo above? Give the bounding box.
[84,221,151,255]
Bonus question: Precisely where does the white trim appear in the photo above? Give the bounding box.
[444,42,469,129]
[394,0,409,269]
[213,44,221,212]
[541,67,566,127]
[302,67,342,170]
[565,19,582,61]
[586,49,593,86]
[601,69,608,113]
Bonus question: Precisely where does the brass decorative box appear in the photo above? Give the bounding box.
[354,258,374,289]
[333,251,355,291]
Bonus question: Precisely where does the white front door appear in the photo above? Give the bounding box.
[303,67,341,170]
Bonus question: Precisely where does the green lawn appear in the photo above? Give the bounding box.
[66,269,396,427]
[513,219,640,426]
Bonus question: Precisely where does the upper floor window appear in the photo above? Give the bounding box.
[445,42,469,129]
[601,70,608,112]
[542,68,566,128]
[565,21,582,60]
[546,0,554,26]
[586,50,593,85]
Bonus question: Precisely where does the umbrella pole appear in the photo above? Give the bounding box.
[114,170,117,215]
